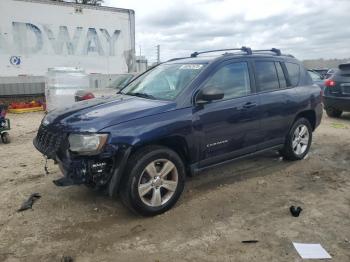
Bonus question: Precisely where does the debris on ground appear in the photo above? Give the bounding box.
[17,193,41,212]
[330,122,348,129]
[61,255,74,262]
[241,240,259,243]
[293,242,331,259]
[44,157,50,175]
[257,179,267,186]
[53,177,74,187]
[290,206,303,217]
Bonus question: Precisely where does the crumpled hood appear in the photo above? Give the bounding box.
[45,95,176,132]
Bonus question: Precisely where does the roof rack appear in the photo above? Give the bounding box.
[190,46,252,57]
[252,48,281,56]
[167,47,288,63]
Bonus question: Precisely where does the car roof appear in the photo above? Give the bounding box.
[165,53,298,65]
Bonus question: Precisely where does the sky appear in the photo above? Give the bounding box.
[104,0,350,63]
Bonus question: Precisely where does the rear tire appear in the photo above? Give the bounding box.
[119,145,185,216]
[325,107,342,118]
[281,118,312,161]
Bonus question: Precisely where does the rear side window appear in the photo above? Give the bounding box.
[337,64,350,77]
[275,62,287,88]
[203,62,251,100]
[286,62,300,86]
[255,61,279,91]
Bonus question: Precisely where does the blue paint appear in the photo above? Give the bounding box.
[9,55,21,65]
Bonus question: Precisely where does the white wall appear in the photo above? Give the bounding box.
[0,0,135,76]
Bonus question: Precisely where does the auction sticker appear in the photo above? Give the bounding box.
[180,64,203,70]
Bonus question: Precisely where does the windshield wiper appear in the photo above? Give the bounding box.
[126,92,156,99]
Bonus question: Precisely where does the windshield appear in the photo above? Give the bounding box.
[121,63,204,100]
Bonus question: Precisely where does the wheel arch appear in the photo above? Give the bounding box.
[130,136,191,168]
[293,110,316,130]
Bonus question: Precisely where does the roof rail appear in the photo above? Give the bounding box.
[190,46,252,57]
[252,48,282,56]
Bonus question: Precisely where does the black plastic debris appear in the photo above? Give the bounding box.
[44,157,50,175]
[17,193,41,212]
[290,206,303,217]
[242,240,259,243]
[61,256,74,262]
[53,177,74,187]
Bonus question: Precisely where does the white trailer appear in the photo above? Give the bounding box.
[0,0,136,77]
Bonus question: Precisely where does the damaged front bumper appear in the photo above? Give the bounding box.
[33,125,131,196]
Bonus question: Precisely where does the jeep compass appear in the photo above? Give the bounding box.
[34,47,323,216]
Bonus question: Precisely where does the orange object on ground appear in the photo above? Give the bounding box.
[8,106,44,114]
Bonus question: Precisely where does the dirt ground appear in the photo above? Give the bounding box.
[0,111,349,262]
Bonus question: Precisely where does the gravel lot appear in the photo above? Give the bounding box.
[0,111,349,261]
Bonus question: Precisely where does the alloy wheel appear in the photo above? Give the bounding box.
[137,159,179,207]
[292,124,309,156]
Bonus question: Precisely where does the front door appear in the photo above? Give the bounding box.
[193,60,261,167]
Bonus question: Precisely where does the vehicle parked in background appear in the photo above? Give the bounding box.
[75,73,137,101]
[312,69,328,78]
[34,47,323,216]
[325,68,337,79]
[308,70,325,91]
[323,63,350,117]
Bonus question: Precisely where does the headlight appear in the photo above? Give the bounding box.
[68,133,108,155]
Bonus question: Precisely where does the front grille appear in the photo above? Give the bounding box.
[35,125,66,157]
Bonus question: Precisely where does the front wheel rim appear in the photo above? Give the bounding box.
[292,124,309,156]
[138,159,179,207]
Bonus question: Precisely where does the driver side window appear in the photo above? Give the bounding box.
[203,62,251,100]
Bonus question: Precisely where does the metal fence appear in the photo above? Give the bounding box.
[0,74,127,97]
[0,76,45,96]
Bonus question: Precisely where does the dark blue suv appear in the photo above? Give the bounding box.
[34,47,323,216]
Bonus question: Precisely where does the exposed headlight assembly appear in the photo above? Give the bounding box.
[68,133,108,155]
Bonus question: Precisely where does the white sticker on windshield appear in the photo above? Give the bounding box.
[180,64,203,70]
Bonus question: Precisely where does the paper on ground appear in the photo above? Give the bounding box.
[293,242,331,259]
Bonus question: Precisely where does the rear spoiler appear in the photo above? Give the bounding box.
[338,63,350,70]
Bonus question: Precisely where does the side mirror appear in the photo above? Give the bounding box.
[196,86,224,104]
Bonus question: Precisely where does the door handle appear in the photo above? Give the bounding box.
[242,102,257,109]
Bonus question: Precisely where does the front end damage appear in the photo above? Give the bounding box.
[33,124,130,195]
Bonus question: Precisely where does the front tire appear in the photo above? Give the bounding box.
[281,118,312,161]
[119,146,185,216]
[325,107,342,118]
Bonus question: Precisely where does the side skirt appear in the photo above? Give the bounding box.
[190,144,284,176]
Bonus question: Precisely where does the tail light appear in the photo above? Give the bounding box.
[324,79,336,87]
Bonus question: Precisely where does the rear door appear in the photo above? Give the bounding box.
[254,60,298,149]
[193,59,261,167]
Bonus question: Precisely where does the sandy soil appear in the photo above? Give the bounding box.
[0,111,349,262]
